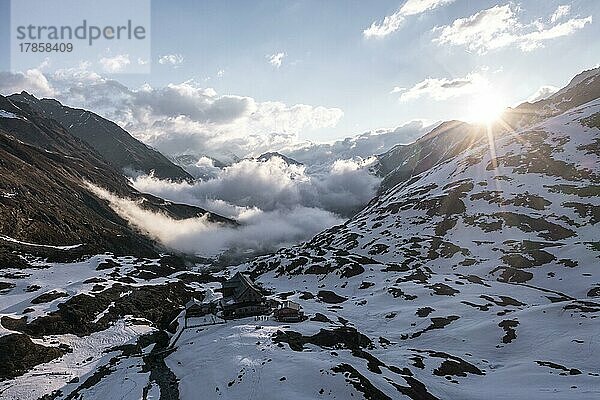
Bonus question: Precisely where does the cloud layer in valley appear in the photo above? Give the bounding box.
[87,181,342,258]
[133,155,380,219]
[84,153,380,258]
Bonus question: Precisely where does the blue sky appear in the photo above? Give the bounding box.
[1,0,599,143]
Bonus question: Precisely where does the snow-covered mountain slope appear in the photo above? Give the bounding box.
[375,67,600,196]
[253,99,599,296]
[1,72,598,400]
[195,99,599,399]
[0,253,209,399]
[502,66,600,131]
[376,120,484,193]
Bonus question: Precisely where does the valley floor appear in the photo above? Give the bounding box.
[1,253,598,400]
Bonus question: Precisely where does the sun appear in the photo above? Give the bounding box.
[465,92,507,125]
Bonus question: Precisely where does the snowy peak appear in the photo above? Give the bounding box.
[256,151,303,166]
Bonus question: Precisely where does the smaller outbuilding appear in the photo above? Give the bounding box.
[273,300,304,322]
[185,298,214,318]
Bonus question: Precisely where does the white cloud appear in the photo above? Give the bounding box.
[158,54,184,65]
[132,155,379,218]
[526,85,559,102]
[433,5,517,53]
[400,0,454,16]
[99,54,131,73]
[363,11,405,38]
[5,65,343,161]
[0,68,55,97]
[267,52,286,68]
[121,83,343,158]
[433,4,592,54]
[283,119,432,166]
[87,154,381,257]
[551,5,571,23]
[397,72,488,101]
[91,178,343,257]
[52,61,103,83]
[364,0,455,38]
[518,16,592,51]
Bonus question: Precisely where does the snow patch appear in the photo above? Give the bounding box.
[0,234,82,250]
[0,109,19,119]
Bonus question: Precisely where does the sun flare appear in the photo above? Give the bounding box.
[466,92,507,124]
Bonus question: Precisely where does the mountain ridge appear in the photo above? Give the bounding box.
[7,92,193,181]
[0,94,233,257]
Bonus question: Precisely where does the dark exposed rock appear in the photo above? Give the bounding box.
[498,320,519,343]
[501,250,556,269]
[563,202,600,225]
[412,349,484,377]
[461,301,491,311]
[388,287,418,301]
[407,316,460,339]
[331,363,391,400]
[2,281,192,337]
[427,283,459,296]
[434,359,483,377]
[535,360,582,376]
[274,327,373,353]
[587,287,600,298]
[310,313,332,323]
[359,281,375,289]
[0,248,29,269]
[30,290,69,304]
[96,259,120,271]
[491,266,534,283]
[0,333,66,380]
[480,295,525,307]
[416,307,434,317]
[317,290,347,304]
[563,300,600,313]
[0,281,15,293]
[299,291,315,300]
